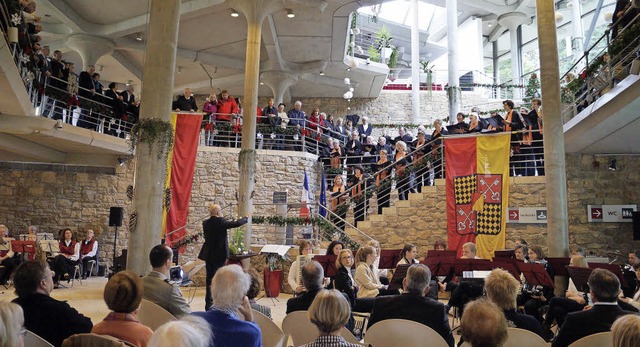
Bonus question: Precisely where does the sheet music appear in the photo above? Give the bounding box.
[36,233,54,242]
[260,244,292,256]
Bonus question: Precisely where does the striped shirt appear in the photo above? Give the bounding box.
[300,335,361,347]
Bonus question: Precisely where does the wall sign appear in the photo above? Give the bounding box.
[588,205,637,222]
[507,207,548,224]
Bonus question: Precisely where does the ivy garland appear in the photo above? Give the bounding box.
[128,118,174,158]
[173,215,361,250]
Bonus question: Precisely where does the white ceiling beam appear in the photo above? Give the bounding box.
[0,133,66,162]
[111,50,143,80]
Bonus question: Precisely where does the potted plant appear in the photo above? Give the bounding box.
[419,60,435,85]
[228,227,245,255]
[375,26,394,61]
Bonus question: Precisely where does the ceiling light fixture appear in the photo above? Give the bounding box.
[608,159,617,171]
[319,71,325,76]
[488,23,493,27]
[231,9,239,17]
[135,33,143,41]
[259,81,264,85]
[286,9,295,18]
[177,66,182,73]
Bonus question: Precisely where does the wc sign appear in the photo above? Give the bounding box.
[587,205,637,222]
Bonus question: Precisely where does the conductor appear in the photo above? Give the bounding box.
[198,203,249,311]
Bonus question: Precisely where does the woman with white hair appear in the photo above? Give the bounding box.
[357,116,372,142]
[149,316,213,347]
[0,302,25,347]
[468,112,481,133]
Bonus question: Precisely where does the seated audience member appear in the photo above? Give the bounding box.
[569,246,586,257]
[333,249,374,313]
[141,245,191,318]
[552,268,634,347]
[192,265,261,347]
[149,316,212,347]
[326,240,344,256]
[0,224,16,285]
[354,246,398,298]
[173,88,198,112]
[50,228,80,286]
[288,240,313,294]
[247,269,271,319]
[612,314,640,347]
[367,264,454,347]
[287,261,327,313]
[12,261,92,346]
[301,290,361,347]
[0,302,25,347]
[461,299,508,347]
[542,255,590,337]
[396,243,419,266]
[484,268,544,337]
[518,245,554,321]
[92,271,153,347]
[79,229,98,279]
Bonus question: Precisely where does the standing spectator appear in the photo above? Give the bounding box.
[198,203,248,311]
[529,98,544,176]
[121,85,140,121]
[92,271,153,347]
[288,101,305,151]
[12,261,92,347]
[78,65,96,100]
[553,268,634,347]
[173,88,198,112]
[216,90,239,122]
[461,299,508,347]
[142,245,192,318]
[202,92,218,147]
[79,229,98,279]
[192,265,261,347]
[263,98,278,126]
[92,73,103,95]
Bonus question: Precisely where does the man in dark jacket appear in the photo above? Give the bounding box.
[173,87,198,112]
[367,264,454,347]
[198,203,248,311]
[552,268,634,347]
[12,261,92,347]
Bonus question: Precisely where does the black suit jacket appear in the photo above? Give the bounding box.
[78,71,94,98]
[367,293,454,347]
[13,293,92,347]
[552,304,632,347]
[334,266,357,306]
[198,216,248,263]
[504,309,544,337]
[173,95,198,112]
[286,288,355,331]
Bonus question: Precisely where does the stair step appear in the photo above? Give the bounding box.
[420,185,437,193]
[434,178,446,186]
[369,214,384,222]
[356,221,371,229]
[382,207,396,215]
[408,192,424,201]
[395,200,411,208]
[345,227,359,237]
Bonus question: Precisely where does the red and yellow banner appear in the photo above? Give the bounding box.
[163,112,203,251]
[445,134,510,259]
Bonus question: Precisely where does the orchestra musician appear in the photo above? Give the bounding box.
[375,150,392,214]
[50,228,81,287]
[0,225,16,285]
[517,245,554,322]
[288,240,313,295]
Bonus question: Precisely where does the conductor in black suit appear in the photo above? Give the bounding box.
[198,203,248,311]
[367,264,454,347]
[552,268,634,347]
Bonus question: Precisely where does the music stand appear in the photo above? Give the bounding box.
[39,240,59,256]
[11,240,36,261]
[425,250,456,260]
[566,266,593,293]
[388,264,410,292]
[491,259,521,279]
[379,249,402,270]
[547,257,571,277]
[493,250,515,259]
[452,259,492,277]
[516,262,555,288]
[423,257,456,279]
[313,255,338,278]
[588,263,629,289]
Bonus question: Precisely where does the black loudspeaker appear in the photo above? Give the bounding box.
[109,207,124,227]
[633,212,640,241]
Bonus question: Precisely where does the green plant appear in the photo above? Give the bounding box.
[367,45,380,62]
[387,47,399,68]
[420,60,434,73]
[266,253,285,271]
[228,227,245,255]
[128,118,174,158]
[375,26,393,49]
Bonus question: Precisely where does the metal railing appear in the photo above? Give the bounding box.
[560,10,640,123]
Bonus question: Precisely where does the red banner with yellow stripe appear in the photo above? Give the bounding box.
[445,133,510,259]
[163,112,203,250]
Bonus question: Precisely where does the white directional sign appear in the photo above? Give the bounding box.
[587,205,637,222]
[507,207,548,224]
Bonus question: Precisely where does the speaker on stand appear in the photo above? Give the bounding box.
[109,207,124,277]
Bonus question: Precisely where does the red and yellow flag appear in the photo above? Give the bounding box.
[162,112,203,251]
[445,133,510,259]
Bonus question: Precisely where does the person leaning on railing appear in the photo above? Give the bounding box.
[374,150,392,214]
[330,175,347,231]
[393,141,411,200]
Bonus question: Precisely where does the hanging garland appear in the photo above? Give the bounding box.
[173,215,361,250]
[128,118,174,158]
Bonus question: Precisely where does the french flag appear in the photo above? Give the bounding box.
[300,171,310,218]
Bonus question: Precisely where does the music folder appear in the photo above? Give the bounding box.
[313,254,338,277]
[388,264,410,292]
[547,257,571,277]
[426,250,457,259]
[493,250,515,259]
[453,259,492,276]
[516,262,555,288]
[379,249,402,270]
[566,266,593,293]
[447,123,469,134]
[480,115,505,132]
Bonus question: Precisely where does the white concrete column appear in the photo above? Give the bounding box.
[570,1,584,57]
[232,0,284,255]
[128,0,181,275]
[262,71,299,105]
[535,0,569,258]
[66,34,115,70]
[410,0,420,124]
[446,0,459,124]
[499,12,528,100]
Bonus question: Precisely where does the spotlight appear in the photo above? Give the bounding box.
[286,9,295,18]
[117,157,127,166]
[135,33,143,41]
[608,159,617,171]
[319,71,325,76]
[259,81,264,85]
[177,66,182,73]
[231,9,239,17]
